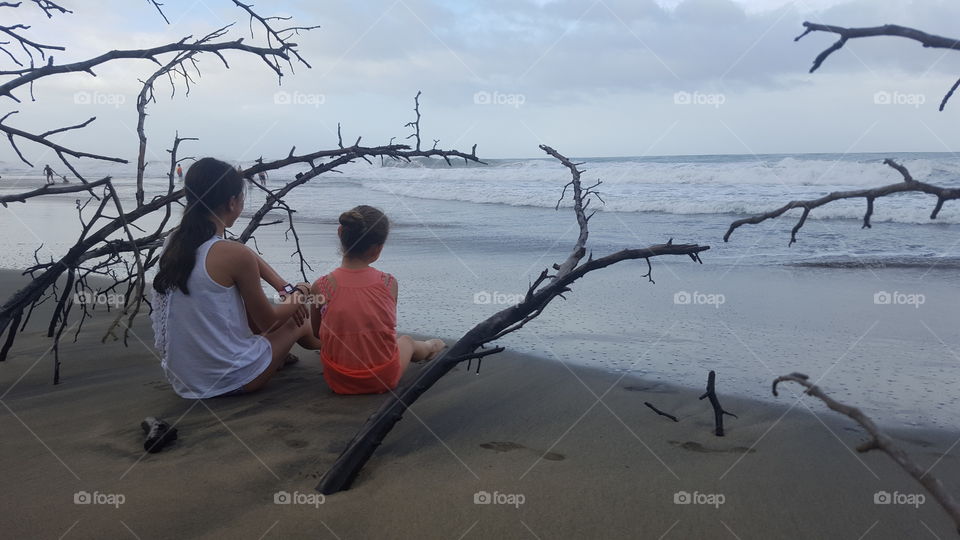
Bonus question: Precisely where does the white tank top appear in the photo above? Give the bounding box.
[151,236,272,398]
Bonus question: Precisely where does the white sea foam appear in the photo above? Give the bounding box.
[4,153,959,223]
[339,154,960,224]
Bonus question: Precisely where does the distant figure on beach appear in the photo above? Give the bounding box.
[257,170,267,184]
[151,157,321,398]
[43,164,54,185]
[176,164,183,181]
[311,206,445,394]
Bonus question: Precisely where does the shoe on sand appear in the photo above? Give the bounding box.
[141,416,178,453]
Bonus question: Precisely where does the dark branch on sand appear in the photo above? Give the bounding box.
[796,21,960,111]
[644,402,679,423]
[773,373,960,534]
[724,160,960,245]
[316,144,708,495]
[699,370,736,436]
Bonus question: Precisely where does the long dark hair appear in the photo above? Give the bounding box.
[339,205,390,258]
[153,158,245,294]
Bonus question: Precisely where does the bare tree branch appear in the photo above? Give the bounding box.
[0,177,110,206]
[231,0,319,71]
[315,145,708,495]
[699,370,736,436]
[405,90,423,151]
[796,21,960,110]
[725,160,960,245]
[644,401,678,422]
[774,373,960,534]
[0,37,292,101]
[146,0,170,24]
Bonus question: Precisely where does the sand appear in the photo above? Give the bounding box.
[0,268,957,539]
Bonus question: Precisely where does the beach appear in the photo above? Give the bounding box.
[2,155,960,538]
[3,162,959,430]
[4,0,960,536]
[0,264,958,539]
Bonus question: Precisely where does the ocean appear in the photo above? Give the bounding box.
[2,152,959,429]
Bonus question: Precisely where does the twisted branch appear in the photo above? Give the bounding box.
[774,373,960,534]
[796,21,960,110]
[315,144,708,495]
[725,160,960,245]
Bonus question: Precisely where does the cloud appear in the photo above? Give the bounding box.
[0,0,958,163]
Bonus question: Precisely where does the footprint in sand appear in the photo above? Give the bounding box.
[622,383,674,394]
[267,422,310,449]
[143,380,169,391]
[480,441,565,461]
[669,440,756,454]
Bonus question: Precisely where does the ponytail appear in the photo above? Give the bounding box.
[153,158,244,295]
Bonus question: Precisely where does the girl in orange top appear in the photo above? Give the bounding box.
[310,205,445,394]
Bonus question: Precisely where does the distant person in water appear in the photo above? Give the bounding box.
[176,164,183,181]
[43,164,54,185]
[310,205,445,394]
[151,157,321,399]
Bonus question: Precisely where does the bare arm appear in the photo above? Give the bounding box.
[309,281,325,339]
[230,246,303,332]
[247,245,287,293]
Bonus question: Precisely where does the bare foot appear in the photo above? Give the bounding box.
[421,339,446,363]
[278,353,299,371]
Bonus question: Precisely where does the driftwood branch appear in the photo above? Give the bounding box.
[0,1,325,367]
[0,38,293,101]
[395,91,483,165]
[231,0,319,73]
[0,177,110,206]
[773,373,960,534]
[698,370,736,436]
[0,87,482,381]
[725,160,960,244]
[796,21,960,110]
[0,111,126,184]
[644,402,678,423]
[315,145,708,495]
[146,0,170,25]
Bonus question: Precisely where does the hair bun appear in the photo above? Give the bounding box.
[339,210,365,230]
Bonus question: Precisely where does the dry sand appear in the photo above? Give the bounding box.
[0,269,957,539]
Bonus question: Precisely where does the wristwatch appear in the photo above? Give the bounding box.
[280,283,296,295]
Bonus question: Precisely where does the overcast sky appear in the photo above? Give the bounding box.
[3,0,960,164]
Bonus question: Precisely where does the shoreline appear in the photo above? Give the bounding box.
[0,269,958,538]
[2,232,959,432]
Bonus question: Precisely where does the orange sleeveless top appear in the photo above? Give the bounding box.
[314,267,400,394]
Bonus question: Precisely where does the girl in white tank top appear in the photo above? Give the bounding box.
[152,236,272,398]
[151,158,320,398]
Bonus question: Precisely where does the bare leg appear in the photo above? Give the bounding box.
[245,288,320,349]
[242,316,317,393]
[398,335,445,369]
